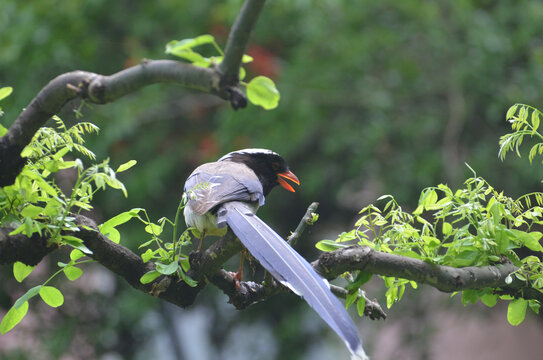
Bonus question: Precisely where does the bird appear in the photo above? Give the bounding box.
[183,148,368,360]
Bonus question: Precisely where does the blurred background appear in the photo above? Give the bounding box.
[1,0,543,359]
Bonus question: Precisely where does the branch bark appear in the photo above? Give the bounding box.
[287,201,319,246]
[219,0,267,86]
[314,245,542,302]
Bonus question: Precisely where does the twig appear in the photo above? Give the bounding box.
[219,0,267,86]
[329,284,387,321]
[287,202,319,246]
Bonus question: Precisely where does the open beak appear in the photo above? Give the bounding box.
[277,170,300,192]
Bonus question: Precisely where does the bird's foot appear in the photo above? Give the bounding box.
[228,271,242,289]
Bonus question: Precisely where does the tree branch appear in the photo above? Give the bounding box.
[329,284,387,321]
[0,61,227,186]
[0,228,55,266]
[219,0,267,86]
[287,201,319,246]
[314,245,542,302]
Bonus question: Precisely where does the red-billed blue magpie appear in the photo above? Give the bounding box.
[183,148,368,360]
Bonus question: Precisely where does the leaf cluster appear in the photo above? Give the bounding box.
[165,34,280,110]
[0,96,136,333]
[318,104,543,326]
[97,201,197,289]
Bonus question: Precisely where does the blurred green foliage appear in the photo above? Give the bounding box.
[2,0,543,358]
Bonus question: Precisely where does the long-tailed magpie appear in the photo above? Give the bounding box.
[183,148,368,360]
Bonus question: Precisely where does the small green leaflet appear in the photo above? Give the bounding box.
[39,286,64,308]
[166,35,215,53]
[0,301,28,334]
[246,76,280,110]
[356,297,366,317]
[13,262,35,283]
[507,298,527,326]
[99,208,143,243]
[145,223,163,236]
[116,160,137,173]
[156,261,179,275]
[20,204,43,218]
[63,266,83,281]
[140,270,161,284]
[62,235,93,255]
[315,240,349,252]
[0,86,13,101]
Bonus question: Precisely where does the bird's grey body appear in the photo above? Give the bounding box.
[184,161,263,235]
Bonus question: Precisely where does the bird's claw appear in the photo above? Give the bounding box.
[228,271,242,289]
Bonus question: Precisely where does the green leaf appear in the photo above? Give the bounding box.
[442,222,453,235]
[0,86,13,101]
[100,209,141,233]
[0,124,7,136]
[20,204,43,218]
[246,76,280,110]
[461,289,480,306]
[104,227,121,244]
[450,250,479,267]
[532,110,540,133]
[507,298,528,326]
[346,271,372,291]
[356,297,366,317]
[141,249,154,263]
[480,293,498,308]
[70,249,85,261]
[523,231,543,252]
[180,257,190,272]
[140,270,161,284]
[178,268,198,287]
[529,299,540,314]
[145,223,163,236]
[165,35,215,53]
[13,262,35,283]
[14,285,42,309]
[0,301,28,334]
[156,261,179,275]
[506,104,518,120]
[315,240,349,252]
[39,286,64,308]
[63,266,83,281]
[116,160,137,173]
[345,292,358,309]
[62,236,93,255]
[242,54,254,63]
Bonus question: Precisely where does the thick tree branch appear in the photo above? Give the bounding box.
[0,61,225,186]
[219,0,267,86]
[0,228,55,266]
[314,245,543,302]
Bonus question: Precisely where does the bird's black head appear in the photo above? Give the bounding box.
[218,148,300,196]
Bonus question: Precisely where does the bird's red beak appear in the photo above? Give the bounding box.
[277,171,300,192]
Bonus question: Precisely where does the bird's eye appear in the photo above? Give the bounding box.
[271,162,280,171]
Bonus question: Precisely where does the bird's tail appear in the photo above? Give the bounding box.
[218,201,369,360]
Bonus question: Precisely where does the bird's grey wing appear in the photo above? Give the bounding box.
[184,162,264,215]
